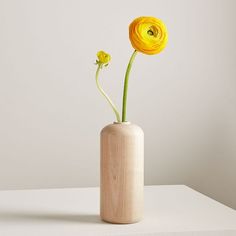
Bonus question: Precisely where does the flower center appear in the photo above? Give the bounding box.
[147,26,158,37]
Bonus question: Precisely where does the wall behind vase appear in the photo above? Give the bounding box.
[0,0,235,209]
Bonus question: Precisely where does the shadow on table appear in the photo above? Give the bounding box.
[0,211,104,224]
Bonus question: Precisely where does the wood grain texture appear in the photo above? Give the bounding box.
[100,122,144,224]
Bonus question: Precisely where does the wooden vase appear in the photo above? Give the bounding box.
[100,122,144,224]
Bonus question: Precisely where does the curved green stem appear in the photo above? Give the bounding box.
[122,50,138,122]
[95,65,121,122]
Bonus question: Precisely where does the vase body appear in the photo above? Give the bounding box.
[100,122,144,224]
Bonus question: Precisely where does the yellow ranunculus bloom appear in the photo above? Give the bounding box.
[97,50,111,65]
[129,16,168,55]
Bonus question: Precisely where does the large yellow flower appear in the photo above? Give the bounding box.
[129,16,168,55]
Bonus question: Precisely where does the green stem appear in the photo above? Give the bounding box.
[122,50,138,122]
[95,65,121,122]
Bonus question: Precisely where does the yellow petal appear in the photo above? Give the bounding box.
[129,16,168,55]
[97,51,111,64]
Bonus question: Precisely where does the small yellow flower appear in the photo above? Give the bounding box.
[96,50,111,66]
[129,16,168,55]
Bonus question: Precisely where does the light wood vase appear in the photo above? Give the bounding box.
[100,122,144,224]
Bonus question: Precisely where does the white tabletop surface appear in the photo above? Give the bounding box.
[0,185,235,236]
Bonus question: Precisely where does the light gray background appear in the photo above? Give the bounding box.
[0,0,236,209]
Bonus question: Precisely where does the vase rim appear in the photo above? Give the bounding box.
[113,121,131,125]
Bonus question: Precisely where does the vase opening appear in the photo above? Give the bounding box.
[113,121,131,125]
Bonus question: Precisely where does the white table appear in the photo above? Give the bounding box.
[0,185,235,236]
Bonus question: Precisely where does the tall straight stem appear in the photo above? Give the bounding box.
[122,50,138,122]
